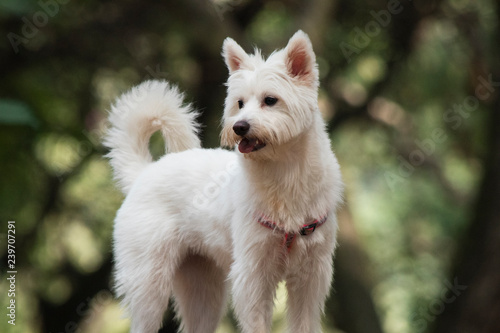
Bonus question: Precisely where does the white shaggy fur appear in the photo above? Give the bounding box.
[105,30,343,333]
[104,82,200,194]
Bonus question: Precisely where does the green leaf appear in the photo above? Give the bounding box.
[0,99,39,128]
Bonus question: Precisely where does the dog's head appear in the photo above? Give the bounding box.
[220,30,319,160]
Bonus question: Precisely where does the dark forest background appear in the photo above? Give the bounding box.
[1,0,499,332]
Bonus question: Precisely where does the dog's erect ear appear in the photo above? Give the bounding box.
[223,38,250,73]
[284,30,317,82]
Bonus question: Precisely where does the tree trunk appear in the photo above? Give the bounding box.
[431,75,500,333]
[328,209,385,333]
[431,3,500,328]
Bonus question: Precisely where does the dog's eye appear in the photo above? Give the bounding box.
[264,96,278,106]
[238,100,244,109]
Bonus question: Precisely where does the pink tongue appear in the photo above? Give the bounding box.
[238,138,257,153]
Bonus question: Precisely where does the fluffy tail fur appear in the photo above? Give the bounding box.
[104,80,200,194]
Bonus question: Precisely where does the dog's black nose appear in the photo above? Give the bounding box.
[233,121,250,136]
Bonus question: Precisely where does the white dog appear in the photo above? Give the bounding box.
[104,30,343,333]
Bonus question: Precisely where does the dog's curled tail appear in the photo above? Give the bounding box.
[104,80,200,195]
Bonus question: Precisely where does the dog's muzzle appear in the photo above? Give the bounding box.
[233,121,266,153]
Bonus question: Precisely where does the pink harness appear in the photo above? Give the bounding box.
[257,215,328,252]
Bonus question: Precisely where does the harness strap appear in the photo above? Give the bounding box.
[258,215,328,252]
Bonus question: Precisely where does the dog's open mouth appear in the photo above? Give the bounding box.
[238,137,266,154]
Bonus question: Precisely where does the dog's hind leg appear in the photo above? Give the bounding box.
[125,255,184,333]
[172,254,229,333]
[124,258,178,333]
[114,228,187,333]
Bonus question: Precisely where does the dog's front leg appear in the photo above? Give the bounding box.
[285,239,335,333]
[230,238,283,333]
